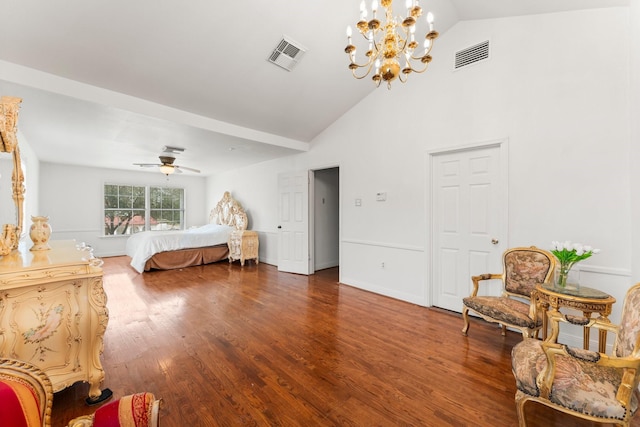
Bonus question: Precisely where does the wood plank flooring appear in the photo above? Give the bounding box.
[50,257,637,426]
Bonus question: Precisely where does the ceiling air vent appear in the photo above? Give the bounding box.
[454,40,490,70]
[268,37,307,72]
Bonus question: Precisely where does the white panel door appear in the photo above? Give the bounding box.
[278,171,310,274]
[431,144,506,312]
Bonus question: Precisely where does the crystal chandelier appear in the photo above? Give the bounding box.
[344,0,438,89]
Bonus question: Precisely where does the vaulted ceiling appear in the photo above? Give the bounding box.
[0,0,628,175]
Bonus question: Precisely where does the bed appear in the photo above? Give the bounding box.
[126,191,248,273]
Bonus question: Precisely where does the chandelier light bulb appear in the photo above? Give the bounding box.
[427,12,434,30]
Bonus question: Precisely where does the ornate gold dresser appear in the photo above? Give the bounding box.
[228,230,259,266]
[0,240,110,402]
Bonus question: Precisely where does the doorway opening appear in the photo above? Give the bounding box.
[311,167,339,273]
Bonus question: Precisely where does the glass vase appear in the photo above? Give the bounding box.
[555,263,580,290]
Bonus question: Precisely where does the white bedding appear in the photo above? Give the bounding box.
[125,223,233,273]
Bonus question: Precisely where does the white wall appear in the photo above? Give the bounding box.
[207,7,634,348]
[19,131,41,227]
[39,162,207,257]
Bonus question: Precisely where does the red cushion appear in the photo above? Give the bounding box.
[0,378,42,427]
[93,392,156,427]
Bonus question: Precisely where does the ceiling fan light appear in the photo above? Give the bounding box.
[159,164,174,175]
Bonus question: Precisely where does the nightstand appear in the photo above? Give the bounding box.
[228,230,259,266]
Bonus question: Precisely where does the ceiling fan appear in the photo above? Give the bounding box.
[134,154,201,176]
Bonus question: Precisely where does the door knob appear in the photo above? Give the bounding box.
[491,238,499,245]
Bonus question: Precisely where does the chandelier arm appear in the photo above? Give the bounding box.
[423,43,435,56]
[349,56,377,69]
[366,35,382,60]
[409,39,434,61]
[397,25,411,56]
[350,33,383,68]
[351,61,378,79]
[408,40,435,64]
[359,30,377,43]
[406,62,430,74]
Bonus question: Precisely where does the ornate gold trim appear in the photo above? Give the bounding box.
[0,96,25,256]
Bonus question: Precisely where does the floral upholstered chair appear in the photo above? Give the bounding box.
[511,282,640,426]
[461,246,555,338]
[0,358,160,427]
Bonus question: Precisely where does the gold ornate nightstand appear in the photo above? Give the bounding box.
[228,230,259,266]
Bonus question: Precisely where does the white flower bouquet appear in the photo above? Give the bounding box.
[550,241,600,288]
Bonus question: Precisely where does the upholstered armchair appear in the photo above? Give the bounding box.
[511,282,640,426]
[67,393,160,427]
[461,246,555,338]
[0,358,160,427]
[0,358,52,427]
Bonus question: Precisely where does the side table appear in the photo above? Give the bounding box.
[534,283,616,352]
[228,230,259,266]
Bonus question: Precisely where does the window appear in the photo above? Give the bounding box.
[150,187,184,231]
[104,184,184,235]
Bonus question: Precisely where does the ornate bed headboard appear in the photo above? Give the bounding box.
[209,191,248,231]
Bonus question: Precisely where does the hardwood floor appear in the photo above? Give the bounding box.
[50,257,637,427]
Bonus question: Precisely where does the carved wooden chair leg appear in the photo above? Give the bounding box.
[514,390,529,427]
[461,307,470,336]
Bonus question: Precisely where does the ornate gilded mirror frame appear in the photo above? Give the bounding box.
[0,96,25,256]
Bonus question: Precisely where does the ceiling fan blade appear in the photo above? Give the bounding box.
[133,163,162,168]
[175,165,200,173]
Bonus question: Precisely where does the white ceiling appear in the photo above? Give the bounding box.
[0,0,628,176]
